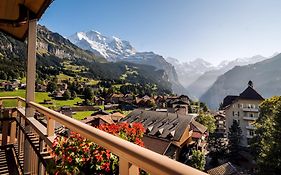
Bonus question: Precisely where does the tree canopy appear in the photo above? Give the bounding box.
[228,120,242,159]
[196,113,216,133]
[188,150,206,171]
[250,96,281,175]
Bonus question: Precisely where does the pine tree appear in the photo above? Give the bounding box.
[228,120,242,159]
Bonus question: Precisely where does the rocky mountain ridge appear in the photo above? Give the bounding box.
[68,30,189,95]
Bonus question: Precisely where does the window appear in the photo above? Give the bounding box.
[250,113,254,117]
[250,130,255,136]
[238,111,240,116]
[233,111,235,116]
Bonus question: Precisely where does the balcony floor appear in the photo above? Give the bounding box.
[0,145,21,175]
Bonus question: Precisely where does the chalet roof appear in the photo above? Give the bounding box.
[142,95,151,100]
[0,0,53,41]
[221,81,264,109]
[207,162,240,175]
[170,99,189,105]
[221,95,239,109]
[111,94,124,98]
[191,120,207,134]
[239,86,264,100]
[82,115,114,125]
[110,112,126,121]
[91,110,110,116]
[179,95,190,99]
[192,132,203,139]
[121,109,195,141]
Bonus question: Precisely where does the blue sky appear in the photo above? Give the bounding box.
[40,0,281,65]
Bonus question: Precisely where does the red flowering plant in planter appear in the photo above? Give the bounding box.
[49,122,145,175]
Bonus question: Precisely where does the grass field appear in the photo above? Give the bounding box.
[72,111,95,120]
[0,90,131,121]
[0,89,83,108]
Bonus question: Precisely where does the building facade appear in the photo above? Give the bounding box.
[222,81,264,147]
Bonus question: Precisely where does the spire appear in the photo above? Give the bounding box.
[248,80,253,88]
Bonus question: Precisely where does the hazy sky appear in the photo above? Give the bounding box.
[40,0,281,65]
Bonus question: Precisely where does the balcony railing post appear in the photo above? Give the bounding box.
[129,164,139,175]
[47,116,55,137]
[38,138,44,175]
[24,19,37,175]
[10,117,16,144]
[1,110,9,146]
[119,158,130,175]
[17,99,22,108]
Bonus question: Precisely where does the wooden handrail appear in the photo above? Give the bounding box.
[0,97,208,175]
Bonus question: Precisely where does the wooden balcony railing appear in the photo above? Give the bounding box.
[0,96,208,175]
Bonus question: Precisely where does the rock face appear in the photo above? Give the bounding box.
[0,25,106,63]
[124,52,187,95]
[37,26,106,62]
[69,30,189,95]
[200,53,281,109]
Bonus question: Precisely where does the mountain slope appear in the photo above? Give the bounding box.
[0,25,106,80]
[68,31,136,62]
[69,30,189,95]
[0,25,172,94]
[166,57,214,88]
[200,53,281,109]
[125,52,188,95]
[186,55,268,98]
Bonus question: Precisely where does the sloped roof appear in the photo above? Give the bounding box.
[207,162,240,175]
[221,95,238,109]
[191,120,207,134]
[179,95,190,99]
[121,109,195,141]
[82,115,114,125]
[170,99,189,105]
[221,83,264,109]
[110,112,126,121]
[239,86,264,100]
[192,132,203,139]
[91,110,110,116]
[0,0,53,40]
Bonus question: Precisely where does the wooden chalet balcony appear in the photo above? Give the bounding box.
[0,96,208,175]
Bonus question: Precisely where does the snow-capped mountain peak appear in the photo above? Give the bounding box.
[68,31,136,61]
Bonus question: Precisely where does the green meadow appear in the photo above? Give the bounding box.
[0,89,83,108]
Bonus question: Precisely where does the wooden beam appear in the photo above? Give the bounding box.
[24,19,37,174]
[25,19,37,118]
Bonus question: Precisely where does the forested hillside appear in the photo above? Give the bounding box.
[0,25,172,94]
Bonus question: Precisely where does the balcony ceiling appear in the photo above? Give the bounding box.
[0,0,52,41]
